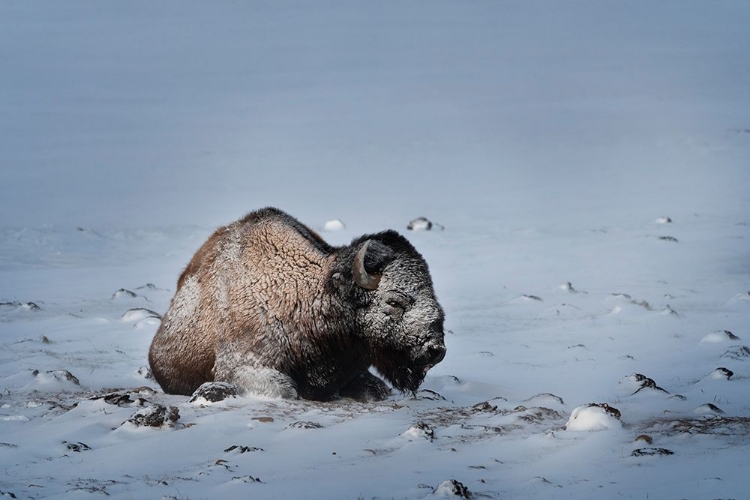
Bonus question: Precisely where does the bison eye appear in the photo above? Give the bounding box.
[386,299,405,309]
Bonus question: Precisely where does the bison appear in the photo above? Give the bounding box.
[148,208,446,402]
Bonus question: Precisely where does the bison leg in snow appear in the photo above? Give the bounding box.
[226,366,299,399]
[339,372,391,402]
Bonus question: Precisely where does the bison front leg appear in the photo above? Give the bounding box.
[227,366,299,399]
[339,371,391,402]
[214,348,299,399]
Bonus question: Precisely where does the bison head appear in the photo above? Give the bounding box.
[351,232,446,393]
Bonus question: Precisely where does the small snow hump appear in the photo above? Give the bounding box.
[407,217,444,231]
[620,373,668,395]
[433,480,472,498]
[403,421,435,441]
[700,330,740,343]
[189,381,239,403]
[693,403,725,415]
[565,403,622,431]
[721,345,750,360]
[111,288,138,300]
[322,219,346,231]
[706,367,733,380]
[126,404,179,428]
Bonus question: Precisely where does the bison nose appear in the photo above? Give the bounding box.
[426,344,446,365]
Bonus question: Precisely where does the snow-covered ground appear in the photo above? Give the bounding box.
[1,2,749,499]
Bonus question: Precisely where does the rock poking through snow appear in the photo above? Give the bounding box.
[632,447,674,457]
[620,373,669,395]
[433,480,471,498]
[121,308,162,322]
[565,403,622,431]
[407,217,444,231]
[694,403,725,415]
[189,382,239,403]
[701,330,740,343]
[706,367,734,380]
[403,421,435,441]
[126,404,179,428]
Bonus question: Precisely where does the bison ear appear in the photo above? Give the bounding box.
[353,240,394,290]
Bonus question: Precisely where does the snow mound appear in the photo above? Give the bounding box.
[121,308,162,322]
[407,217,436,231]
[189,382,239,404]
[125,404,180,428]
[619,373,668,395]
[654,216,673,224]
[705,367,733,380]
[322,219,346,231]
[402,421,435,441]
[721,346,750,360]
[700,330,740,343]
[565,404,622,431]
[432,480,471,498]
[694,404,725,415]
[522,393,565,407]
[111,288,138,300]
[2,369,81,393]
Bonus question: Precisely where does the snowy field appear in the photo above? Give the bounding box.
[1,1,749,499]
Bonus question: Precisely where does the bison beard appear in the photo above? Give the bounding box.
[374,348,427,394]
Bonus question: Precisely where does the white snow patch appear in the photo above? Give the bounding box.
[700,331,740,343]
[322,219,346,231]
[565,405,622,431]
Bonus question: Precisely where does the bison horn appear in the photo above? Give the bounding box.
[353,240,381,290]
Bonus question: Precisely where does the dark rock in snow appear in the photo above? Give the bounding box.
[659,236,679,242]
[628,373,669,395]
[224,445,264,453]
[0,491,18,499]
[231,475,263,483]
[288,421,323,429]
[471,401,498,413]
[721,345,750,360]
[694,403,725,415]
[415,389,446,401]
[189,381,239,403]
[137,366,155,380]
[126,404,179,428]
[31,369,80,386]
[632,447,673,457]
[589,403,621,419]
[111,288,138,300]
[433,479,472,498]
[64,441,91,452]
[408,217,434,231]
[522,393,565,406]
[405,421,435,441]
[92,392,147,407]
[0,301,40,311]
[709,367,734,380]
[121,308,162,321]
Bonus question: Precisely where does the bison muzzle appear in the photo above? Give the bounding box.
[148,208,446,402]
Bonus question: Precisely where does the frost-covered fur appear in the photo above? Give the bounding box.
[148,208,446,401]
